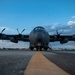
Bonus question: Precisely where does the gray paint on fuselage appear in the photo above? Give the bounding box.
[29,26,50,49]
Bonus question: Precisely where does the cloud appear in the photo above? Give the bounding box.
[68,21,75,26]
[44,22,75,35]
[72,16,75,19]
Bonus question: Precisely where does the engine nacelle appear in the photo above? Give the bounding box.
[10,37,18,43]
[60,38,68,44]
[72,35,75,41]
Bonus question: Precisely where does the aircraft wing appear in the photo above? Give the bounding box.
[49,35,75,44]
[0,34,29,43]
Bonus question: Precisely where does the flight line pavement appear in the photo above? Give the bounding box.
[0,50,35,75]
[24,51,69,75]
[0,50,75,75]
[42,51,75,75]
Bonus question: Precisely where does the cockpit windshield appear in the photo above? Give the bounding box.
[34,26,45,31]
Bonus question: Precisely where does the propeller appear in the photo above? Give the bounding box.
[17,28,25,35]
[17,28,20,34]
[53,29,64,41]
[55,30,64,39]
[17,28,25,38]
[56,29,64,36]
[21,29,25,34]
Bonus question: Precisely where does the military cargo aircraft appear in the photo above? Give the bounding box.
[0,26,75,51]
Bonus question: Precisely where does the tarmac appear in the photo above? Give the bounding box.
[0,50,35,75]
[0,50,75,75]
[24,51,69,75]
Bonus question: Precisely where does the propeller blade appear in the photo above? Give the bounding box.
[56,30,59,35]
[21,29,25,34]
[59,30,64,34]
[17,28,20,34]
[1,28,6,33]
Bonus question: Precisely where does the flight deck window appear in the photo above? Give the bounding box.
[34,27,45,31]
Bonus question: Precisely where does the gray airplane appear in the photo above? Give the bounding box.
[0,26,75,51]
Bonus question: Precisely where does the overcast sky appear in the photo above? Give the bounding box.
[0,0,75,49]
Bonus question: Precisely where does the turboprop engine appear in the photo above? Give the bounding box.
[10,37,18,43]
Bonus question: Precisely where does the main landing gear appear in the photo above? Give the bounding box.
[30,47,34,50]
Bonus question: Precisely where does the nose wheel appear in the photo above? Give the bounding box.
[37,47,41,51]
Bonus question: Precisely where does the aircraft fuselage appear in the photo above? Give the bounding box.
[29,26,50,50]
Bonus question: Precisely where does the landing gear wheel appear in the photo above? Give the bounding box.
[30,47,34,51]
[37,47,41,51]
[44,48,48,51]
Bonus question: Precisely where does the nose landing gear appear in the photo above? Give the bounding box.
[36,47,41,51]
